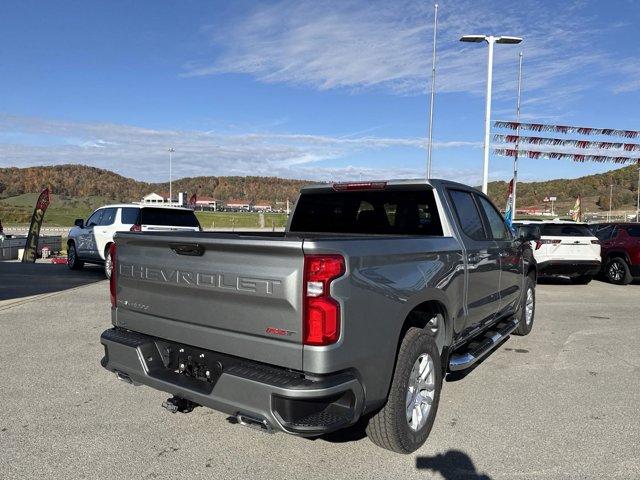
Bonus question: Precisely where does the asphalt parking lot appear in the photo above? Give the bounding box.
[1,264,639,480]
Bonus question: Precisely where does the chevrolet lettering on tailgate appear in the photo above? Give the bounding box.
[119,262,284,296]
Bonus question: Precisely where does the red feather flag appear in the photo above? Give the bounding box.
[22,188,50,263]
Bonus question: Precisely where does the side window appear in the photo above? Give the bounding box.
[99,208,117,226]
[449,190,486,241]
[477,196,510,240]
[627,226,640,238]
[86,209,103,227]
[594,225,613,241]
[120,208,140,225]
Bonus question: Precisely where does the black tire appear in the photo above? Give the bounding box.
[570,274,592,285]
[366,327,442,454]
[67,243,84,270]
[104,244,113,279]
[514,274,535,336]
[604,257,632,285]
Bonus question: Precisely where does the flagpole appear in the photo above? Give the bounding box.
[426,3,438,179]
[512,51,523,220]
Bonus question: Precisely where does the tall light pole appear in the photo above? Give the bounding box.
[168,148,175,204]
[512,52,523,220]
[426,3,439,179]
[460,34,523,194]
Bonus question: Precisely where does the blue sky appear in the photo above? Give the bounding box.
[0,0,638,184]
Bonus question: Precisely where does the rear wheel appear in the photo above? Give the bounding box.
[514,274,535,336]
[67,243,84,270]
[604,257,632,285]
[366,327,442,453]
[104,244,113,279]
[570,274,592,285]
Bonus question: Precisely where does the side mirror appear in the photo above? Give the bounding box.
[74,218,84,228]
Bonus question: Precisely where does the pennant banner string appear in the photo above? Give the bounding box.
[494,121,640,139]
[494,148,640,165]
[493,134,640,152]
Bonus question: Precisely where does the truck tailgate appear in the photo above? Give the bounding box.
[112,232,305,370]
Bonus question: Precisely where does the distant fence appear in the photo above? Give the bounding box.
[2,226,285,240]
[3,227,70,236]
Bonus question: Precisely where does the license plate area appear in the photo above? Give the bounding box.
[144,340,226,394]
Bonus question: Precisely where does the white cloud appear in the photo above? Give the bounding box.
[0,114,480,182]
[183,0,631,106]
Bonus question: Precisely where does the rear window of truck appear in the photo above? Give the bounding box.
[540,224,593,237]
[289,189,443,235]
[140,208,200,227]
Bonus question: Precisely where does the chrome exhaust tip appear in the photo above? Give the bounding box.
[236,413,274,433]
[115,371,133,384]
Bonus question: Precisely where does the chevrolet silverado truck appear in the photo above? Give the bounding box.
[100,179,538,453]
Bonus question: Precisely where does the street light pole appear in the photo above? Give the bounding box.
[426,3,439,180]
[481,36,496,195]
[460,34,522,194]
[168,148,175,204]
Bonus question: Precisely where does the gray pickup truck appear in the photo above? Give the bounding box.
[101,179,538,453]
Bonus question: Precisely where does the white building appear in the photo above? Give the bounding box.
[141,192,187,206]
[195,196,219,211]
[142,192,165,204]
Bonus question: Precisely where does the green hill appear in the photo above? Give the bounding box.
[0,163,638,226]
[486,163,639,214]
[0,165,308,204]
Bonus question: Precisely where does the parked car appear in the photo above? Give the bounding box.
[513,221,601,284]
[67,204,201,278]
[100,179,538,453]
[590,223,640,284]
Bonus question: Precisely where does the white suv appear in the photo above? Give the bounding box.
[513,221,601,284]
[67,204,201,277]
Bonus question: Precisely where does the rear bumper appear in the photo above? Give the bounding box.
[537,259,601,276]
[100,328,364,436]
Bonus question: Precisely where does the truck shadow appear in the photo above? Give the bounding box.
[416,450,492,479]
[0,261,105,302]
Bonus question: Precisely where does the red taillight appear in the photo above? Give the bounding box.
[109,243,117,308]
[303,254,345,346]
[535,239,561,250]
[332,181,387,191]
[129,224,141,232]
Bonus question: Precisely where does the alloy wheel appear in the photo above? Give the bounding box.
[608,261,624,282]
[525,288,534,326]
[405,353,436,432]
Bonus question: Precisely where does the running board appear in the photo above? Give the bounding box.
[448,318,519,372]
